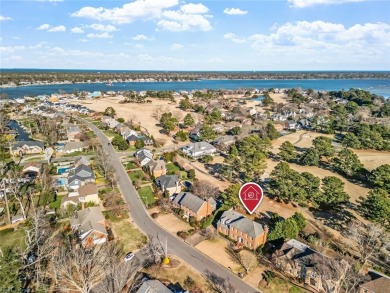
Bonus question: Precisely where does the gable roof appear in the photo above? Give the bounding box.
[12,141,44,150]
[78,183,98,197]
[71,207,107,236]
[74,164,93,178]
[155,175,178,189]
[172,192,206,213]
[63,141,84,152]
[136,280,171,293]
[147,159,166,171]
[218,210,264,238]
[182,142,216,155]
[75,156,90,166]
[360,273,390,293]
[67,126,81,134]
[126,134,139,142]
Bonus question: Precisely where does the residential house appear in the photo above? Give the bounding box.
[172,192,215,221]
[106,118,120,129]
[136,279,171,293]
[271,114,288,122]
[70,207,108,248]
[134,148,153,166]
[217,209,268,250]
[67,126,82,142]
[75,156,90,167]
[120,126,137,139]
[141,136,153,146]
[145,159,166,178]
[155,174,180,196]
[213,135,236,150]
[11,141,44,156]
[126,134,139,146]
[182,142,217,159]
[68,164,95,190]
[62,142,85,154]
[272,239,347,293]
[359,271,390,293]
[62,183,99,208]
[284,120,300,130]
[211,124,225,133]
[22,162,42,177]
[189,126,201,141]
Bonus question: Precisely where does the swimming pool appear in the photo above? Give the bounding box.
[57,167,70,174]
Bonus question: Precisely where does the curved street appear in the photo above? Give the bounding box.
[79,117,260,293]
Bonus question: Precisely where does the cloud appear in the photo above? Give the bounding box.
[288,0,364,8]
[208,57,224,64]
[88,24,118,32]
[29,42,47,49]
[36,0,64,2]
[72,0,179,24]
[0,15,13,21]
[78,39,89,43]
[133,34,154,41]
[48,25,66,32]
[157,4,212,32]
[223,8,248,15]
[86,32,113,39]
[180,3,209,14]
[71,27,84,34]
[135,43,144,49]
[37,24,51,30]
[171,43,183,50]
[0,46,25,53]
[137,54,153,61]
[224,33,246,43]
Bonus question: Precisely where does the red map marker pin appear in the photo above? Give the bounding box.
[239,182,264,214]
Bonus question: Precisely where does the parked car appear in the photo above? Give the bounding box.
[124,252,135,262]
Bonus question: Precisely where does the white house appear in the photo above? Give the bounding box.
[182,142,217,159]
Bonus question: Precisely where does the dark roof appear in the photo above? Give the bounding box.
[172,192,205,213]
[136,280,171,293]
[155,175,178,189]
[126,134,139,142]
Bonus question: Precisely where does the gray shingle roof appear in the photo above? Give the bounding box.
[136,280,171,293]
[155,175,178,189]
[71,207,107,236]
[63,141,84,152]
[12,141,44,149]
[172,192,205,213]
[218,210,264,238]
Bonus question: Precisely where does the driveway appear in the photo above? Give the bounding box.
[78,117,260,293]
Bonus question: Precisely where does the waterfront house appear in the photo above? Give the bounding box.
[155,174,180,196]
[62,142,85,154]
[272,239,347,293]
[62,183,99,208]
[22,162,42,177]
[134,148,153,166]
[217,209,268,250]
[68,164,95,190]
[11,141,44,156]
[172,192,215,221]
[181,142,217,159]
[70,207,108,248]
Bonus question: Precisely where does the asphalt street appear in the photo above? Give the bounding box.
[79,117,260,293]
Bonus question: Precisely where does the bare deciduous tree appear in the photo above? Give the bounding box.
[54,244,108,293]
[142,236,165,265]
[205,270,236,293]
[151,106,170,121]
[95,147,114,180]
[348,222,389,265]
[97,243,138,293]
[191,179,219,199]
[6,169,28,219]
[225,243,256,273]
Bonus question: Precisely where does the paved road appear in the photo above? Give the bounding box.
[79,118,259,293]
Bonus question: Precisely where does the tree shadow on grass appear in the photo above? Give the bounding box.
[309,206,356,232]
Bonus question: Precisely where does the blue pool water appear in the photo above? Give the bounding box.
[57,167,70,174]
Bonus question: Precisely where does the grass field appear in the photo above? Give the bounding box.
[125,161,137,169]
[138,186,155,206]
[111,219,147,253]
[166,162,181,173]
[262,276,308,293]
[129,170,146,181]
[0,228,26,251]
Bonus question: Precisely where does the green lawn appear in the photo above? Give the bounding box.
[49,195,64,209]
[0,228,26,251]
[62,151,95,157]
[138,186,156,206]
[111,219,147,252]
[166,162,181,173]
[103,130,117,137]
[125,161,137,169]
[103,210,129,222]
[129,170,146,181]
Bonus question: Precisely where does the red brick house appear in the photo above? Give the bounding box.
[172,192,216,221]
[217,209,268,250]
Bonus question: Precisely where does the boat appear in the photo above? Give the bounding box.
[106,81,113,86]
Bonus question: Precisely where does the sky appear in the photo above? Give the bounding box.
[0,0,389,70]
